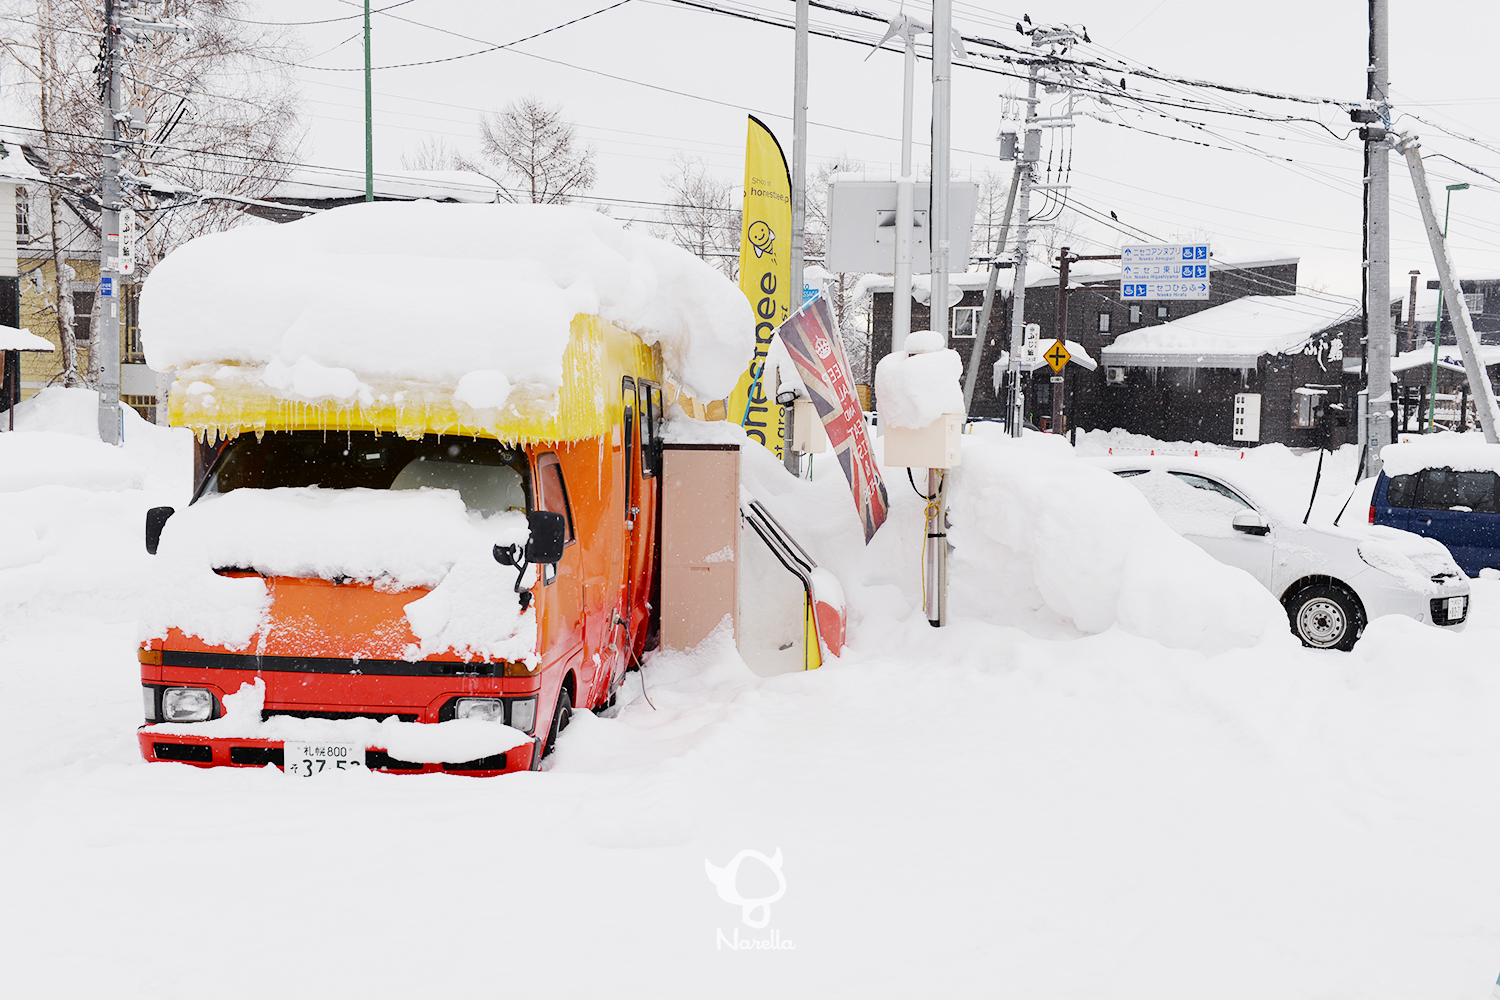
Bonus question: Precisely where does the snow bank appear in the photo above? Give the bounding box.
[947,435,1288,653]
[0,389,193,624]
[141,201,755,403]
[0,432,145,492]
[143,487,535,660]
[874,335,963,429]
[1381,433,1500,477]
[145,679,531,762]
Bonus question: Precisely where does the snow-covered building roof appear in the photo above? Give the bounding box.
[0,325,53,351]
[268,168,501,205]
[1389,342,1500,374]
[1101,294,1358,369]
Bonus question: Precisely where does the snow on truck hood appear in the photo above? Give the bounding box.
[142,487,537,663]
[139,201,755,406]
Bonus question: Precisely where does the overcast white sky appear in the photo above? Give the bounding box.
[250,1,1500,298]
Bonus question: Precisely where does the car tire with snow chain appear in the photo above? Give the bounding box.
[542,687,572,758]
[1285,582,1364,651]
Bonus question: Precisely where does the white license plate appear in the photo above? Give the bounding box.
[283,743,365,777]
[1449,596,1467,620]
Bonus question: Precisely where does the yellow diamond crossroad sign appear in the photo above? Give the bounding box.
[1044,341,1071,373]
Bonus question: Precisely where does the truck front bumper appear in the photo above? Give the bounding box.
[138,730,542,775]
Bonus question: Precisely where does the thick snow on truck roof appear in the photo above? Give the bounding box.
[139,201,754,441]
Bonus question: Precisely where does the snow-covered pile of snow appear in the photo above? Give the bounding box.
[0,431,145,492]
[873,331,963,429]
[141,201,755,405]
[1381,433,1500,476]
[145,679,531,762]
[143,487,535,660]
[946,430,1288,653]
[0,389,192,622]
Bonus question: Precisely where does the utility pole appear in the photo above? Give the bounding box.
[960,167,1019,416]
[929,0,951,343]
[1053,247,1071,432]
[785,0,808,477]
[1396,134,1500,443]
[890,16,919,355]
[364,0,374,202]
[923,0,953,629]
[97,0,123,445]
[1361,0,1393,477]
[1005,61,1039,437]
[98,2,188,445]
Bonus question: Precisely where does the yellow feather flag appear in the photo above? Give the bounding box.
[729,115,792,459]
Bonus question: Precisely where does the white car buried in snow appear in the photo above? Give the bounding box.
[1097,458,1470,650]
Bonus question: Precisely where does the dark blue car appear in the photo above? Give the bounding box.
[1372,467,1500,576]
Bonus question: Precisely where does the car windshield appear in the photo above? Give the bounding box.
[199,432,530,515]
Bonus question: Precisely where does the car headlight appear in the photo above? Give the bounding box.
[509,697,537,735]
[454,697,505,723]
[161,687,214,723]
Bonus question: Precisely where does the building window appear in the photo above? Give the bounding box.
[1292,390,1323,429]
[1465,292,1484,315]
[951,305,980,338]
[14,186,28,239]
[1097,311,1111,334]
[72,290,93,343]
[1156,304,1169,320]
[1129,304,1141,325]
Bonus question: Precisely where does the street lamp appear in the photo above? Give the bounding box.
[1427,181,1470,432]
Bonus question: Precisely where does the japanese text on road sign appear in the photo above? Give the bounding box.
[1120,243,1210,300]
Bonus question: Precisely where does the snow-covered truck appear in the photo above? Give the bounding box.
[134,202,752,774]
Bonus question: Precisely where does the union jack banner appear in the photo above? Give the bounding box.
[776,298,889,543]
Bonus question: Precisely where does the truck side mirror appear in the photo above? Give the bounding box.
[145,506,175,554]
[524,510,566,565]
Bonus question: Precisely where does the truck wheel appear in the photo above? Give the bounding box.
[1285,583,1364,651]
[543,687,572,758]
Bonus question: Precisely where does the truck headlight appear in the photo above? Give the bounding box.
[454,698,505,723]
[509,697,537,735]
[161,687,214,722]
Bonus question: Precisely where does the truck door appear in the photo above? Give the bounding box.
[630,382,662,659]
[533,452,583,667]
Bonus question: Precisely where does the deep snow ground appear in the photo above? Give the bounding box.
[5,395,1500,999]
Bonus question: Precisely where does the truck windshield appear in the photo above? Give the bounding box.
[199,432,529,515]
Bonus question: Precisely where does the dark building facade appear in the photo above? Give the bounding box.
[869,257,1302,439]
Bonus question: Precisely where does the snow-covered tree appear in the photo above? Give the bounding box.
[0,0,302,383]
[654,154,739,279]
[475,96,596,204]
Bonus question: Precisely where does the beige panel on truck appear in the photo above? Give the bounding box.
[659,443,739,650]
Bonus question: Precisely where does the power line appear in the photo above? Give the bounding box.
[208,0,419,27]
[263,0,635,72]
